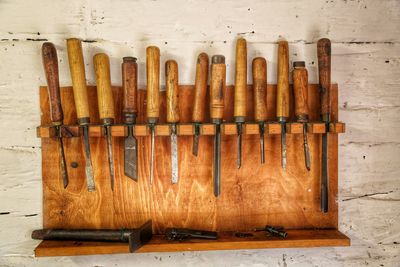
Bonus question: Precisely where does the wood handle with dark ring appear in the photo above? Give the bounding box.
[292,61,309,122]
[192,53,209,123]
[146,46,160,122]
[317,38,331,120]
[165,60,180,123]
[94,53,115,121]
[252,57,267,122]
[276,40,290,120]
[234,38,247,120]
[210,55,226,121]
[122,57,138,124]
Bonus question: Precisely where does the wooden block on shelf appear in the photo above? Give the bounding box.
[201,124,215,135]
[266,123,281,134]
[307,123,326,134]
[178,124,194,135]
[37,126,55,138]
[286,123,304,134]
[223,123,237,135]
[330,122,346,133]
[244,124,259,135]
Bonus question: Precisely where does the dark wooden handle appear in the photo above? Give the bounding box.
[94,53,115,120]
[166,60,180,123]
[276,40,290,119]
[292,62,309,122]
[42,42,63,125]
[146,46,160,122]
[317,38,331,118]
[252,57,267,122]
[122,57,138,124]
[192,53,209,123]
[234,38,247,119]
[210,55,226,121]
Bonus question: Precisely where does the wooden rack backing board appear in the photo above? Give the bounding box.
[35,84,349,257]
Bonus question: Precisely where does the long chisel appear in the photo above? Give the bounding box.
[210,55,226,197]
[67,38,95,191]
[146,46,160,185]
[276,40,290,170]
[252,57,267,164]
[94,53,115,190]
[166,60,180,184]
[192,53,209,156]
[234,38,247,169]
[42,42,68,188]
[317,38,331,213]
[122,57,139,181]
[293,61,311,170]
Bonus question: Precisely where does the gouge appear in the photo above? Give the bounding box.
[42,42,68,188]
[252,57,267,164]
[122,57,138,181]
[210,55,226,197]
[67,38,95,191]
[234,38,247,169]
[317,38,331,213]
[276,40,290,170]
[293,61,311,170]
[192,53,209,156]
[166,60,180,184]
[94,53,115,190]
[146,46,160,185]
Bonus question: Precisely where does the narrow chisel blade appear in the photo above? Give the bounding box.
[214,124,221,197]
[192,134,199,156]
[57,135,68,188]
[281,123,287,170]
[303,125,311,171]
[82,125,95,191]
[105,126,115,190]
[124,126,138,181]
[149,126,155,185]
[321,133,329,212]
[259,124,265,164]
[236,123,242,169]
[171,130,179,184]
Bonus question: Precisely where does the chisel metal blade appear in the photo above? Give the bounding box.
[280,123,287,170]
[124,125,138,181]
[57,129,68,188]
[105,125,115,190]
[303,125,311,171]
[214,124,221,196]
[82,125,95,192]
[259,123,265,164]
[192,123,200,156]
[321,133,329,212]
[171,124,179,184]
[149,125,155,185]
[236,123,242,169]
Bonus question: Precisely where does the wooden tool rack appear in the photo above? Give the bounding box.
[35,83,349,257]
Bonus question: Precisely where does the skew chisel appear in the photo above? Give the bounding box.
[192,53,209,156]
[94,53,116,190]
[67,38,95,191]
[252,57,267,164]
[210,55,226,197]
[166,60,180,184]
[122,57,139,181]
[293,61,311,170]
[42,42,68,188]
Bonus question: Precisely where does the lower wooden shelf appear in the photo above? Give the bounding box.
[34,229,350,257]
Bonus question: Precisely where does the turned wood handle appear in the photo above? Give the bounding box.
[94,53,115,121]
[42,42,63,125]
[146,46,160,122]
[276,40,290,120]
[234,38,247,120]
[67,38,90,121]
[292,62,309,122]
[192,53,209,123]
[252,57,267,122]
[210,55,226,121]
[317,38,331,118]
[165,60,180,123]
[122,57,138,124]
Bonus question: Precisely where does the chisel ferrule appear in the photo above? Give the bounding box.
[77,117,90,126]
[102,118,114,126]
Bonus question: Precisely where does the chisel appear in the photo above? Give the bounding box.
[234,38,247,169]
[122,57,138,181]
[94,53,115,190]
[210,55,226,197]
[317,38,331,213]
[252,57,267,164]
[276,40,290,170]
[166,60,180,184]
[293,61,311,170]
[42,42,68,188]
[146,46,160,185]
[66,38,95,191]
[192,53,209,156]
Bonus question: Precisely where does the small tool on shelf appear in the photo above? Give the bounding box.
[165,228,218,241]
[255,225,288,238]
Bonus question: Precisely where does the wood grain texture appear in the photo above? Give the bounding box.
[210,56,226,121]
[146,46,160,121]
[122,57,138,124]
[317,38,331,118]
[192,53,209,123]
[94,53,115,120]
[165,60,180,123]
[234,38,247,119]
[252,57,267,122]
[276,40,290,119]
[293,65,309,121]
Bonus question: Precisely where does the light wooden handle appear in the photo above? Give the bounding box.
[122,57,138,124]
[94,53,115,121]
[292,62,309,122]
[192,53,209,123]
[42,42,63,125]
[276,40,290,119]
[67,38,90,122]
[234,38,247,120]
[146,46,160,122]
[166,60,180,123]
[210,55,226,121]
[252,57,267,122]
[317,38,331,119]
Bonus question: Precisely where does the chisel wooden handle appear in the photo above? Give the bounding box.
[122,57,138,124]
[292,61,309,122]
[317,38,331,120]
[166,60,180,123]
[234,38,247,120]
[146,46,160,123]
[276,40,290,120]
[252,57,267,122]
[192,53,209,123]
[42,42,63,125]
[67,38,90,123]
[94,53,115,121]
[210,55,226,121]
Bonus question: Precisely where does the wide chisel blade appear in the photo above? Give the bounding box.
[124,125,138,181]
[171,126,179,184]
[82,125,95,191]
[105,125,115,190]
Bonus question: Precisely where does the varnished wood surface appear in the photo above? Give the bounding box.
[210,56,226,120]
[276,40,290,119]
[165,60,180,123]
[252,57,267,122]
[192,53,209,123]
[293,66,309,121]
[122,57,138,123]
[317,38,332,116]
[234,38,247,118]
[146,46,160,120]
[94,53,115,120]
